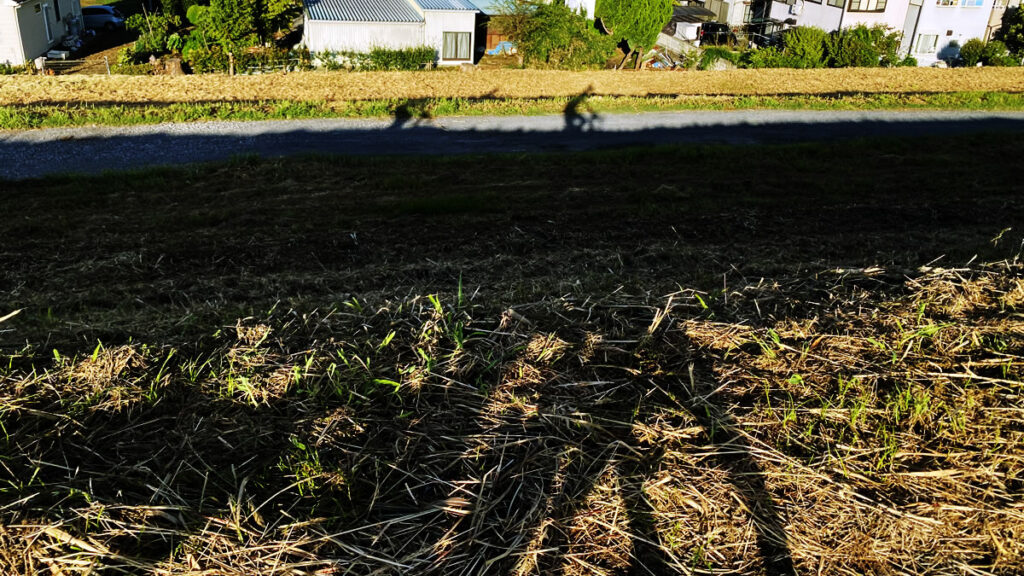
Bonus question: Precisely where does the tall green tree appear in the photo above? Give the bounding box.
[595,0,673,68]
[186,0,301,48]
[996,7,1024,57]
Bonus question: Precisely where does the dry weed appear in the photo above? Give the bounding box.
[2,68,1023,106]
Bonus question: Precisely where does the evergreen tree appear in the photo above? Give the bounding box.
[595,0,673,68]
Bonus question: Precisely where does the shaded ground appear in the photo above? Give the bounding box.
[5,109,1024,179]
[0,137,1022,575]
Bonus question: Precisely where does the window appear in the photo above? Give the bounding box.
[442,32,471,61]
[917,34,938,53]
[935,0,957,5]
[54,0,60,21]
[826,0,844,7]
[961,0,984,5]
[42,4,53,42]
[848,0,887,10]
[743,2,752,22]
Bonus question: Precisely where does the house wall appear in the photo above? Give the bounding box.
[423,9,476,64]
[6,0,77,64]
[0,4,26,65]
[910,0,993,65]
[303,20,426,53]
[841,0,909,28]
[769,0,843,30]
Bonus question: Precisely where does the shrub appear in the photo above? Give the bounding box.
[825,30,878,67]
[365,46,437,70]
[982,40,1017,66]
[314,47,436,71]
[698,47,740,70]
[0,63,30,75]
[183,45,230,73]
[162,0,201,18]
[960,38,985,67]
[112,49,154,75]
[782,26,827,69]
[824,25,899,68]
[742,46,786,68]
[125,12,182,62]
[897,55,917,67]
[498,1,616,69]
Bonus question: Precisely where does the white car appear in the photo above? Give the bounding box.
[82,5,126,32]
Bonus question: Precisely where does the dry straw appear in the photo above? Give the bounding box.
[1,261,1022,575]
[2,68,1024,105]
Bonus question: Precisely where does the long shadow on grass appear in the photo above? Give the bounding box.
[5,98,1024,179]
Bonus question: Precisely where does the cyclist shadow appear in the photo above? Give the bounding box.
[450,313,795,575]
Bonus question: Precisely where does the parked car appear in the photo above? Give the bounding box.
[82,6,126,32]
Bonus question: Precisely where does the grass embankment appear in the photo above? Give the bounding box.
[2,68,1024,129]
[1,136,1023,574]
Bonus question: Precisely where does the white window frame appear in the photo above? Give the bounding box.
[42,3,53,43]
[442,31,471,62]
[848,0,888,10]
[916,33,938,53]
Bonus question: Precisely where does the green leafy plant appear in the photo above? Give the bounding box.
[824,25,901,68]
[996,6,1024,57]
[782,26,827,69]
[499,0,616,69]
[315,46,435,71]
[596,0,673,68]
[698,47,740,70]
[124,12,183,62]
[960,38,985,67]
[742,46,786,68]
[982,40,1017,66]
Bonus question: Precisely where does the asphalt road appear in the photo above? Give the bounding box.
[3,109,1024,180]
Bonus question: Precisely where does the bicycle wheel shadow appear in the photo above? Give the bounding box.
[435,301,796,575]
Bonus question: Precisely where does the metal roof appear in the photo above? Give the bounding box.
[412,0,479,10]
[304,0,424,22]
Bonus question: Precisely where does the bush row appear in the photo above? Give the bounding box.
[958,39,1017,67]
[315,47,439,71]
[741,25,915,70]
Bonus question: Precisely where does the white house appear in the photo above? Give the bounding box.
[0,0,82,65]
[755,0,997,65]
[302,0,479,65]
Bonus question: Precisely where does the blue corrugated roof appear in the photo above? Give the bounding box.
[304,0,424,22]
[412,0,479,10]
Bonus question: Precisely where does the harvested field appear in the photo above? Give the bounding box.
[2,67,1024,105]
[1,136,1023,575]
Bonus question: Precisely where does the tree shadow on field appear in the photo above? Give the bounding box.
[414,304,797,575]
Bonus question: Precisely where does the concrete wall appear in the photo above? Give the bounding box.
[423,9,475,64]
[303,20,426,53]
[911,0,993,65]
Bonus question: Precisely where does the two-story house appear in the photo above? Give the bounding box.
[749,0,996,65]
